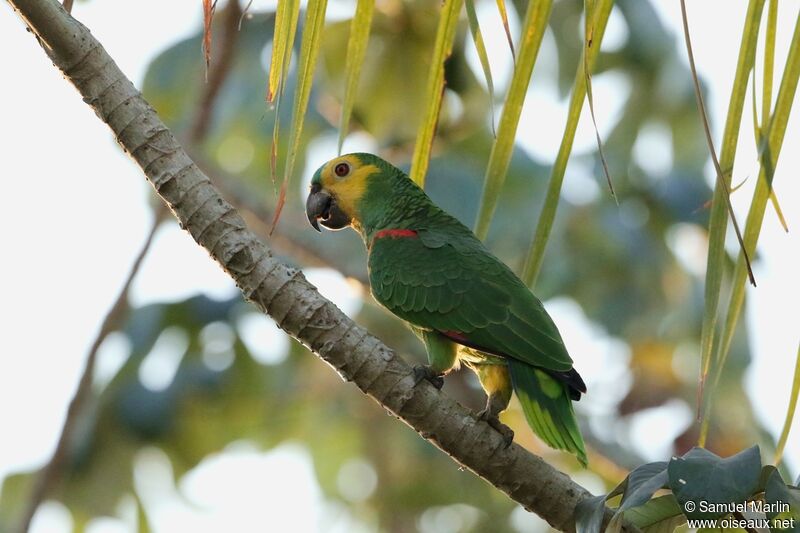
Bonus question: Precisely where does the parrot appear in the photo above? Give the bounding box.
[305,153,587,465]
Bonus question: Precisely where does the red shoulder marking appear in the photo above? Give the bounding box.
[440,330,469,343]
[373,229,418,241]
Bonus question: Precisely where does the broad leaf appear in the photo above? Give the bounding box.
[575,494,607,533]
[765,470,800,533]
[624,494,686,533]
[618,462,670,512]
[668,446,762,520]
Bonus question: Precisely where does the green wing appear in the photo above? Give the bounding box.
[368,228,573,372]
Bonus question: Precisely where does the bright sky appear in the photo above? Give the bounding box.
[0,1,798,531]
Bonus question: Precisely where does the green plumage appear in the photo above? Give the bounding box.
[311,153,587,465]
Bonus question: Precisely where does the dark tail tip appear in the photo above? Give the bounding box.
[549,367,586,401]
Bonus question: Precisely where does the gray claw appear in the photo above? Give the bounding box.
[413,365,444,389]
[477,409,514,447]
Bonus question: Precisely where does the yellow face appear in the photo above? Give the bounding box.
[314,154,380,221]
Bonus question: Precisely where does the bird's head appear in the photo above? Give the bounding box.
[305,153,387,232]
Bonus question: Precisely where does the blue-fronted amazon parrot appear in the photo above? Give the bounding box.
[306,153,587,465]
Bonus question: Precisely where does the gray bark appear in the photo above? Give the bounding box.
[5,1,634,531]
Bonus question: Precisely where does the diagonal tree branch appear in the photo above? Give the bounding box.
[5,2,637,531]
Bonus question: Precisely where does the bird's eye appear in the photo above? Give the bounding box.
[334,162,350,178]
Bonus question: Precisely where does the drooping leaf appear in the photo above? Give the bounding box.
[267,0,300,186]
[495,0,516,62]
[668,446,762,520]
[679,0,755,295]
[704,9,800,437]
[575,494,608,533]
[624,495,686,533]
[583,0,616,201]
[519,0,613,285]
[272,0,329,233]
[617,462,670,513]
[337,0,375,154]
[202,0,217,77]
[267,0,300,103]
[473,0,554,240]
[408,0,464,187]
[688,0,766,444]
[760,0,788,231]
[465,0,496,136]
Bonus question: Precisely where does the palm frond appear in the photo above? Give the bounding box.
[473,0,554,241]
[337,0,375,154]
[520,0,614,286]
[409,0,464,187]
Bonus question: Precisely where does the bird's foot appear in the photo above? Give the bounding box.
[412,365,444,389]
[476,408,514,447]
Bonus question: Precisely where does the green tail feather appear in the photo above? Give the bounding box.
[507,360,587,466]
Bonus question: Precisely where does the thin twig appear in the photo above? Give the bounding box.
[61,0,72,14]
[16,209,165,533]
[238,0,254,30]
[191,0,242,143]
[679,0,756,286]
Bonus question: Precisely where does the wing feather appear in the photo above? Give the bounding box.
[368,229,572,372]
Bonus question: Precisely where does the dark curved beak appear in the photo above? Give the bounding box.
[306,183,351,232]
[306,183,330,232]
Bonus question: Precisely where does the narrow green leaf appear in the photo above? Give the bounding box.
[774,344,800,465]
[762,0,777,132]
[408,0,464,187]
[495,0,516,62]
[337,0,375,154]
[679,0,755,290]
[519,0,613,285]
[268,0,300,185]
[751,1,788,232]
[271,0,329,233]
[701,9,800,440]
[761,0,788,232]
[473,0,554,241]
[267,0,291,103]
[583,0,617,201]
[465,0,496,136]
[685,0,766,445]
